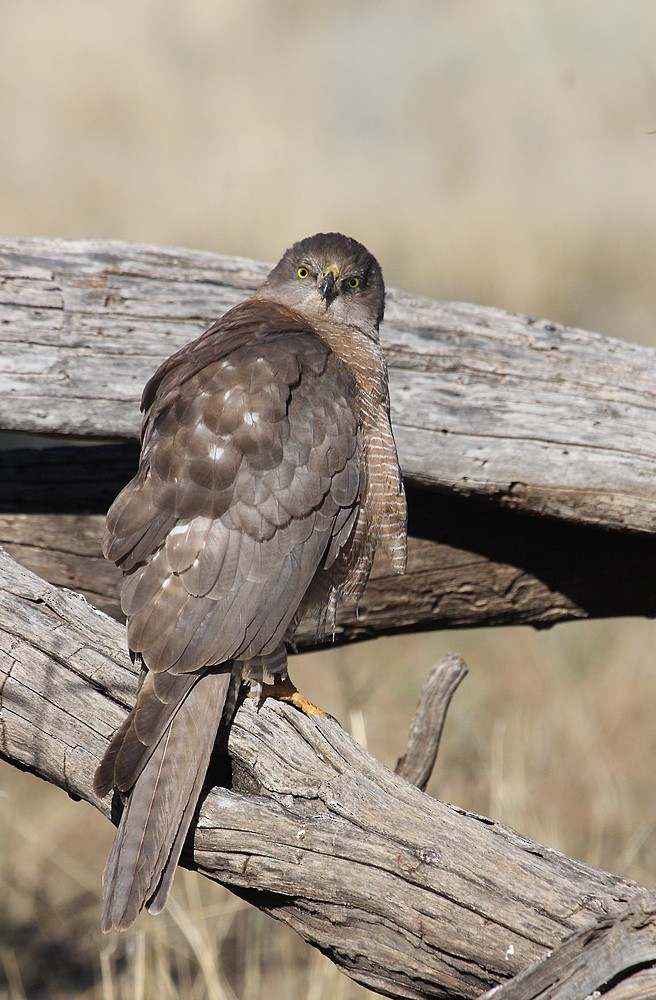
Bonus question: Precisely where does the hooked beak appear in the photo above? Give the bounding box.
[319,265,340,302]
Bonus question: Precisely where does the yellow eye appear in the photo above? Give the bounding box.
[347,276,360,289]
[297,266,310,279]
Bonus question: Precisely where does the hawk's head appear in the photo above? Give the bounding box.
[257,232,385,338]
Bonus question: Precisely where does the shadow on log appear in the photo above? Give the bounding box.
[2,444,656,634]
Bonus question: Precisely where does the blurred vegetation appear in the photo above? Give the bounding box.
[2,2,656,997]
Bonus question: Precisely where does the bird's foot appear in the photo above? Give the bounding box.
[258,674,328,718]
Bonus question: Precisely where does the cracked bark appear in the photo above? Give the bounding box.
[0,545,651,999]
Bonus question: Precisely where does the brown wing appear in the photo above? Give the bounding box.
[103,300,362,678]
[94,302,363,929]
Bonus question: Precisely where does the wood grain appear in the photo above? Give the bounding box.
[0,544,647,1000]
[4,447,656,636]
[2,236,656,534]
[482,893,656,1000]
[5,236,656,637]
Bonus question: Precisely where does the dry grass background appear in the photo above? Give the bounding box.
[1,2,656,997]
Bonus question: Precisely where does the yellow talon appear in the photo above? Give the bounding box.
[259,675,328,718]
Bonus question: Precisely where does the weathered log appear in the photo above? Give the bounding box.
[0,513,120,617]
[5,489,656,638]
[0,545,649,1000]
[2,236,656,536]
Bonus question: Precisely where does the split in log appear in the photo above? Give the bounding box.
[481,893,656,1000]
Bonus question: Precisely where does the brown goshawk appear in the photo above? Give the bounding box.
[94,232,407,931]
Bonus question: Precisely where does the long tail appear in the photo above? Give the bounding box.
[96,669,231,932]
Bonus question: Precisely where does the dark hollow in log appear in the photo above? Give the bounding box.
[2,440,656,638]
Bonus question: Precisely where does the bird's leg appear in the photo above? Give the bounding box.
[221,664,245,724]
[242,646,328,718]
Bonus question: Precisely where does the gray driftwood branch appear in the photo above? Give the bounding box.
[395,653,468,791]
[2,235,656,537]
[0,545,653,1000]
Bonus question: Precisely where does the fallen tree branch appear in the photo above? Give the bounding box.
[2,236,656,536]
[0,545,649,999]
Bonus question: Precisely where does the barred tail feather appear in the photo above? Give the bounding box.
[100,670,231,932]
